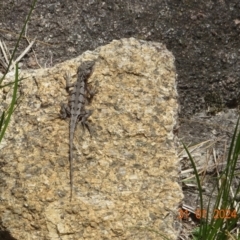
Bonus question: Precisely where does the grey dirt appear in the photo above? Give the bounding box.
[60,61,95,201]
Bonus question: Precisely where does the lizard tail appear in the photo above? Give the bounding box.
[69,139,73,202]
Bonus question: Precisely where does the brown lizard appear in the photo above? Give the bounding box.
[60,61,95,201]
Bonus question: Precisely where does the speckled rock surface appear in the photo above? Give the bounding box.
[0,38,182,239]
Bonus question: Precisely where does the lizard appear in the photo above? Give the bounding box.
[60,60,95,201]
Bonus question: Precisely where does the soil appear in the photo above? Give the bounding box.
[0,0,240,239]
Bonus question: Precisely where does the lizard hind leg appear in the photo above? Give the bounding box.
[79,110,93,136]
[81,121,92,136]
[60,103,71,119]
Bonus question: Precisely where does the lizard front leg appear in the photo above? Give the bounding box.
[60,72,74,119]
[64,72,75,93]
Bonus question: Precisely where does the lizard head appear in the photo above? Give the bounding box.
[77,61,95,78]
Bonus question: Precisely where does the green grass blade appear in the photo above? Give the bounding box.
[0,65,19,142]
[204,118,240,239]
[0,111,5,132]
[225,118,239,179]
[0,0,37,143]
[183,143,206,237]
